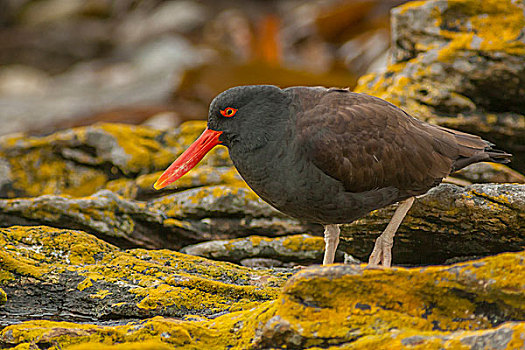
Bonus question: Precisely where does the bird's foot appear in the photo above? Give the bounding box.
[367,197,415,268]
[367,235,393,268]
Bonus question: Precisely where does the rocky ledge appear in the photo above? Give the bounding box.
[0,225,523,349]
[355,0,525,172]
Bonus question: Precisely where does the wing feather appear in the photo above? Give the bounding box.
[292,88,455,195]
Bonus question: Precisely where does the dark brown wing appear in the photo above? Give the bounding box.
[292,88,458,195]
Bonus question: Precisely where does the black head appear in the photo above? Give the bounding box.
[207,85,291,150]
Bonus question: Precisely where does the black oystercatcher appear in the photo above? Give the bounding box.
[154,85,511,267]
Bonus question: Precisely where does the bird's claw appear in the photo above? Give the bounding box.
[367,236,393,268]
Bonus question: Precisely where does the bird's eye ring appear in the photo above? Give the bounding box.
[220,107,237,117]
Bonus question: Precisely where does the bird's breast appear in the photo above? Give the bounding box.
[228,139,383,224]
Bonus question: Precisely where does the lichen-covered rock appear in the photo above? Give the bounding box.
[341,183,525,265]
[453,163,525,184]
[2,251,524,349]
[105,165,245,200]
[0,226,291,325]
[252,253,525,349]
[1,183,521,264]
[0,186,316,249]
[181,234,339,266]
[355,0,525,171]
[0,121,228,199]
[0,189,174,249]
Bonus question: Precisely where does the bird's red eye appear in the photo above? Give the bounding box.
[220,107,237,117]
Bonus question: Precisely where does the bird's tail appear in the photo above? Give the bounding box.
[435,126,512,172]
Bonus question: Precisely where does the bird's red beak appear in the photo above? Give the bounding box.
[153,128,223,190]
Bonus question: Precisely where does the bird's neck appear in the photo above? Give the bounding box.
[231,113,291,154]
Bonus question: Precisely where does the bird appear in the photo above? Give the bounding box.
[153,85,511,267]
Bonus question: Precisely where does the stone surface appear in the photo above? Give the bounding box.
[0,187,315,250]
[355,0,525,172]
[182,234,341,266]
[341,183,525,265]
[453,162,525,185]
[252,253,525,349]
[0,226,291,325]
[1,181,522,265]
[1,246,524,349]
[0,121,208,199]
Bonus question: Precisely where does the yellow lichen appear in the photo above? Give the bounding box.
[97,123,175,173]
[440,0,525,55]
[1,249,524,349]
[77,278,93,292]
[0,287,6,304]
[89,289,111,299]
[66,340,176,350]
[355,0,525,131]
[0,225,289,336]
[0,120,221,199]
[282,235,324,252]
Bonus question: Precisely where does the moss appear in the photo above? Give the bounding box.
[77,278,93,291]
[398,0,427,14]
[1,317,196,349]
[89,289,111,300]
[104,166,244,200]
[150,185,261,219]
[272,253,524,342]
[0,250,49,279]
[355,0,525,128]
[176,120,207,148]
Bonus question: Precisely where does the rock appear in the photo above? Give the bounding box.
[1,133,520,260]
[3,119,517,201]
[355,0,525,172]
[340,183,525,265]
[240,258,287,268]
[104,165,245,200]
[19,0,93,26]
[453,162,525,184]
[1,250,524,349]
[0,121,211,198]
[0,187,316,250]
[0,226,291,325]
[181,234,340,266]
[253,253,525,348]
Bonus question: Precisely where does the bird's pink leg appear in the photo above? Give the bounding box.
[368,197,415,267]
[323,224,340,265]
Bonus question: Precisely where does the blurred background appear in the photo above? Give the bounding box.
[0,0,409,136]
